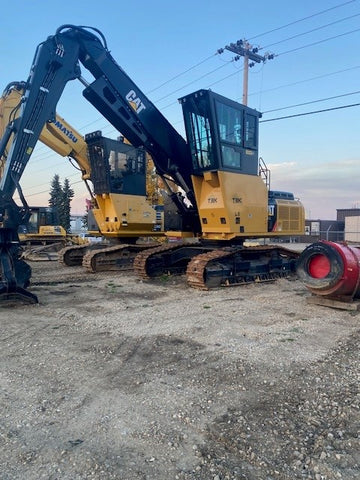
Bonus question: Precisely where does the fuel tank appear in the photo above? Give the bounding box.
[296,240,360,299]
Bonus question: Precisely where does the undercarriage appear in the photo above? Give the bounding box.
[133,242,300,290]
[59,241,160,272]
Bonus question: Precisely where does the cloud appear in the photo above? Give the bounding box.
[267,158,359,219]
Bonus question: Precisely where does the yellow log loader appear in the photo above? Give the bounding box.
[0,25,304,303]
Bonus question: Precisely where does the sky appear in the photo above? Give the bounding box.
[1,0,359,220]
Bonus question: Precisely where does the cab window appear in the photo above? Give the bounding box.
[245,113,257,149]
[216,101,243,169]
[221,145,241,168]
[216,102,242,145]
[188,111,214,170]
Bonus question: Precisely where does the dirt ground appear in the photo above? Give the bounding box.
[0,260,359,480]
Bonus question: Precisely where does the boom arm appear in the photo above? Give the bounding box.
[0,25,197,215]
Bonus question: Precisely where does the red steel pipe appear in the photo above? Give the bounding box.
[296,240,360,298]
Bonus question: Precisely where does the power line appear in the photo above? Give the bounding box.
[82,0,357,111]
[19,172,80,193]
[260,101,360,122]
[51,12,338,129]
[144,6,333,100]
[277,27,360,56]
[261,12,360,50]
[154,60,233,103]
[158,64,245,111]
[8,2,359,146]
[27,5,360,142]
[249,65,360,96]
[23,158,74,174]
[208,65,244,88]
[29,72,360,175]
[249,0,356,40]
[146,53,218,95]
[128,2,359,108]
[17,56,360,180]
[262,90,360,113]
[17,179,83,200]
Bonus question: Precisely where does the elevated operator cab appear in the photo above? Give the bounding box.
[179,89,304,240]
[180,89,261,175]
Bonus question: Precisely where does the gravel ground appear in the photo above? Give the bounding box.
[0,261,359,479]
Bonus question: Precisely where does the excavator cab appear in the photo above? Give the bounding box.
[180,89,261,176]
[19,206,59,234]
[85,131,146,197]
[17,206,67,246]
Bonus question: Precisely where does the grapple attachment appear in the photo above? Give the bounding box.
[0,229,38,305]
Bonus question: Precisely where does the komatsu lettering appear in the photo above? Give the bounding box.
[54,120,78,143]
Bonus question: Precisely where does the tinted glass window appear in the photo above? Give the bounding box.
[216,102,242,145]
[245,114,257,148]
[221,145,241,168]
[28,212,38,233]
[188,111,214,170]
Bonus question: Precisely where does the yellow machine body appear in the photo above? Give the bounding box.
[92,193,161,238]
[38,225,67,236]
[18,225,66,242]
[192,171,304,241]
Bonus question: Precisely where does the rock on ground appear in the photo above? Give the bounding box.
[0,262,359,479]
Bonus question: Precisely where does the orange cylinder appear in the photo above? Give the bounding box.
[296,240,360,298]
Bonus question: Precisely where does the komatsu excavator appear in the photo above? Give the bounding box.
[0,81,162,274]
[0,25,304,303]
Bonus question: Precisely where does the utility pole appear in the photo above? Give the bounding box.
[225,40,274,105]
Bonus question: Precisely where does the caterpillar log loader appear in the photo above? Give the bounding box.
[0,25,304,303]
[0,82,162,278]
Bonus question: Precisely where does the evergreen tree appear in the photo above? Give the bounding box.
[62,178,74,232]
[48,175,74,232]
[49,174,63,224]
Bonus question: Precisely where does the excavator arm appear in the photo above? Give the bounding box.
[0,82,91,302]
